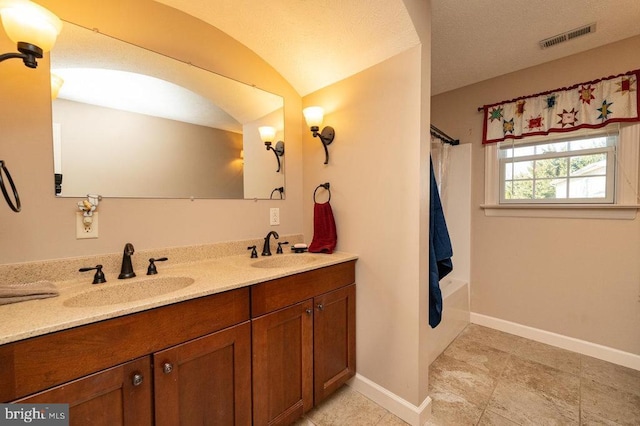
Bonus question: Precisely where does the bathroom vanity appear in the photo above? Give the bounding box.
[0,248,356,426]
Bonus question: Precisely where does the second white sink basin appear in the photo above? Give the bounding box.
[250,254,319,269]
[64,276,195,308]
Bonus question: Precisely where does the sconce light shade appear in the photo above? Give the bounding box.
[0,0,62,52]
[303,106,324,129]
[258,126,277,143]
[303,106,335,165]
[50,72,63,99]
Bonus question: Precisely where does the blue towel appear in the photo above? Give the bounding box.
[429,158,453,328]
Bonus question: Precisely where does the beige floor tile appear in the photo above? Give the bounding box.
[581,378,640,426]
[443,336,510,375]
[579,410,621,426]
[487,381,579,425]
[306,386,388,426]
[429,354,498,408]
[581,356,640,398]
[292,418,316,426]
[501,356,580,406]
[429,388,484,425]
[456,324,526,354]
[377,412,410,425]
[299,326,640,426]
[477,409,520,425]
[511,338,581,375]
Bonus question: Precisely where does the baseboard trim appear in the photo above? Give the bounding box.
[348,374,432,426]
[470,312,640,371]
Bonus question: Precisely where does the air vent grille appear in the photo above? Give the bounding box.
[539,23,596,49]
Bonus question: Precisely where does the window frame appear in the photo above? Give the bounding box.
[498,135,617,205]
[482,124,640,219]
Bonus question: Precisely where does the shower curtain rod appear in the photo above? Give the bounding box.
[430,124,460,146]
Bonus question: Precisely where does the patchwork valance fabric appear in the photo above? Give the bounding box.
[482,69,640,144]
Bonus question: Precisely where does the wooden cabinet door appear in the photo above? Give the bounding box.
[14,357,152,426]
[153,321,252,426]
[252,300,313,426]
[314,284,356,404]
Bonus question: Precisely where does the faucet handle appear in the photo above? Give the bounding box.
[276,241,289,254]
[79,264,106,284]
[147,257,168,275]
[247,246,258,258]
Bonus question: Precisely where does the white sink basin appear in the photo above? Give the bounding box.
[64,276,195,307]
[250,254,319,269]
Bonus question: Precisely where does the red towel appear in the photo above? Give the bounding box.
[309,202,337,254]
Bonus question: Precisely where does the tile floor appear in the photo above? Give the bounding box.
[295,324,640,425]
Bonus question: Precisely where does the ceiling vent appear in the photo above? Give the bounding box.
[539,23,596,49]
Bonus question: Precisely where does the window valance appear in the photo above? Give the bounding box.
[481,69,640,144]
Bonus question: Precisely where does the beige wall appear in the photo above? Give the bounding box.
[432,35,640,355]
[301,4,430,406]
[0,0,303,263]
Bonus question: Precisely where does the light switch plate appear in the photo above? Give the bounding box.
[76,212,99,239]
[270,208,280,226]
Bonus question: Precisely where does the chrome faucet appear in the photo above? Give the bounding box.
[261,231,279,256]
[118,242,136,279]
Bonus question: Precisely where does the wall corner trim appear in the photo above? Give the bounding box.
[348,374,432,426]
[470,312,640,371]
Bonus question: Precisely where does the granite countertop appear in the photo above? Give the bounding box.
[0,251,357,346]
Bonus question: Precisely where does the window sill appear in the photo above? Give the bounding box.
[480,204,640,219]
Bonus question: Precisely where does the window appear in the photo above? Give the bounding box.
[499,133,617,204]
[482,124,640,219]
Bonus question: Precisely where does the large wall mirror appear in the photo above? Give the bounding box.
[51,22,285,200]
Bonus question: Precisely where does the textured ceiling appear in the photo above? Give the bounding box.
[154,0,640,97]
[431,0,640,95]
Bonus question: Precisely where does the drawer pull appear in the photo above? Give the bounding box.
[317,304,324,311]
[132,373,143,386]
[305,308,312,315]
[163,362,173,374]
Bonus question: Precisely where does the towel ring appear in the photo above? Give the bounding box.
[313,182,331,203]
[0,160,21,213]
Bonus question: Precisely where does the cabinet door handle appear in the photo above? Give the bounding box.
[317,303,324,311]
[305,308,313,315]
[132,373,143,386]
[163,362,173,374]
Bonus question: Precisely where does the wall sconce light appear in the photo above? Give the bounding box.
[258,126,285,173]
[303,106,335,165]
[0,0,62,69]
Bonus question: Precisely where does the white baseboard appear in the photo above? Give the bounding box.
[348,374,432,426]
[471,312,640,371]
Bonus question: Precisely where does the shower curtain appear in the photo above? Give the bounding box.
[430,137,451,204]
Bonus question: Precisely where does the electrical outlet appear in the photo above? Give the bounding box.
[76,212,99,239]
[270,208,280,226]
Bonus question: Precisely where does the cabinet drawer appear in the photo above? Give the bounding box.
[251,261,355,317]
[0,287,250,402]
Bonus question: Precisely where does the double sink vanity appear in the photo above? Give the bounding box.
[0,237,357,425]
